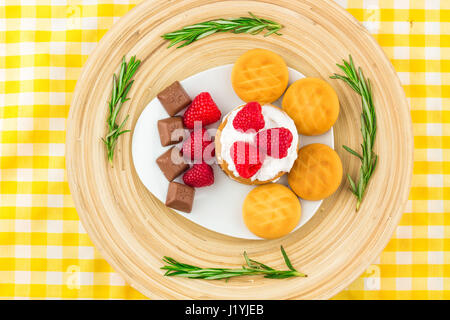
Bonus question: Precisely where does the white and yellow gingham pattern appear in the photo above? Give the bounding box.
[0,0,448,299]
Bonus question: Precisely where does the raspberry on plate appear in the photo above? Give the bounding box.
[183,92,221,129]
[230,141,265,179]
[232,101,265,133]
[182,128,215,162]
[183,163,214,188]
[256,127,293,159]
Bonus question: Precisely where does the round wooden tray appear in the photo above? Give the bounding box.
[66,0,413,299]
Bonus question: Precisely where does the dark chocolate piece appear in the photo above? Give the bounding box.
[157,116,185,147]
[157,81,191,116]
[165,182,195,213]
[156,147,189,181]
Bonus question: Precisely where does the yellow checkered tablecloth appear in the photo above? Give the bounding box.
[0,0,448,300]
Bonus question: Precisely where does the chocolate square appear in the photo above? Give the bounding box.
[156,147,189,181]
[157,81,191,116]
[165,182,195,213]
[157,116,185,147]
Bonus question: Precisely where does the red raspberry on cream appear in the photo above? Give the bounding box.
[232,101,265,133]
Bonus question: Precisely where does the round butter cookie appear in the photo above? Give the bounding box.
[243,184,301,239]
[282,77,339,136]
[231,49,289,104]
[288,143,343,201]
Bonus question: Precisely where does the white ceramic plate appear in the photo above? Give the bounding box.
[132,64,334,239]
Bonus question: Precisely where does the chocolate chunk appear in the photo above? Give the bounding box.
[156,147,189,181]
[157,81,191,116]
[157,116,185,147]
[165,182,195,213]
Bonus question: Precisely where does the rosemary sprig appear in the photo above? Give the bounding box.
[330,55,378,211]
[161,246,306,280]
[161,12,283,48]
[102,55,141,166]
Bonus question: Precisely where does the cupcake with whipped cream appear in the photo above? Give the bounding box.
[215,102,299,185]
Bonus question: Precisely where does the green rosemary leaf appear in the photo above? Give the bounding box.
[248,12,262,23]
[251,259,275,271]
[347,174,357,194]
[331,55,378,211]
[161,12,283,48]
[161,247,306,280]
[196,29,218,40]
[247,25,265,34]
[263,28,281,37]
[116,129,130,137]
[118,57,126,92]
[243,251,252,267]
[204,273,239,280]
[280,245,296,272]
[342,145,363,160]
[103,55,140,165]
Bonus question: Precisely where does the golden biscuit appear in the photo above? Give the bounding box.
[288,143,343,201]
[243,184,301,239]
[232,49,289,104]
[282,77,339,136]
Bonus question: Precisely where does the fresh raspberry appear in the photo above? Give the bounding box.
[232,102,265,133]
[182,128,215,162]
[183,163,214,187]
[256,127,293,159]
[230,141,265,179]
[183,92,221,129]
